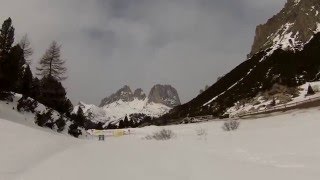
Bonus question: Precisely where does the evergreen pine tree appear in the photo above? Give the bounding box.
[0,18,14,60]
[106,123,117,129]
[35,109,53,127]
[63,99,73,116]
[118,120,124,129]
[0,45,23,91]
[123,115,129,127]
[307,84,315,95]
[68,123,81,138]
[96,122,104,130]
[55,115,66,132]
[0,18,15,91]
[270,97,276,106]
[75,107,86,128]
[36,41,67,81]
[14,50,32,95]
[30,77,40,99]
[19,65,33,96]
[38,76,68,113]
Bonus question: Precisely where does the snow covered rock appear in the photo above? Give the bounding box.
[133,88,147,101]
[99,85,135,106]
[76,84,181,124]
[250,0,320,57]
[148,84,181,108]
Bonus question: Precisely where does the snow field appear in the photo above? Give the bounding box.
[1,102,320,179]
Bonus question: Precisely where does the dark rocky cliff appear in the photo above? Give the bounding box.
[250,0,320,57]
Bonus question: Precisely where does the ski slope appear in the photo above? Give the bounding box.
[1,104,320,179]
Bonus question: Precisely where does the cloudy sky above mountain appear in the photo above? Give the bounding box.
[0,0,286,104]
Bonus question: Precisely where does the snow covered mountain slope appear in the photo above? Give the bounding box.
[101,99,171,121]
[74,84,180,124]
[2,106,320,179]
[225,81,320,117]
[75,99,171,123]
[250,0,320,57]
[162,0,320,123]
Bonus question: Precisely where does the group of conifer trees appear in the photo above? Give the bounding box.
[0,18,144,136]
[0,18,86,136]
[0,17,72,113]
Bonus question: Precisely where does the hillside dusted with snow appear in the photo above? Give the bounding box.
[75,84,180,125]
[250,0,320,57]
[160,0,320,123]
[163,33,320,122]
[0,93,79,136]
[75,99,171,124]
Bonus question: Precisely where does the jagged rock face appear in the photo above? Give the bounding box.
[148,84,181,108]
[250,0,320,57]
[99,85,134,107]
[99,84,180,108]
[133,88,146,100]
[81,84,180,124]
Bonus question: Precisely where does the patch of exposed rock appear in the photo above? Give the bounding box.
[148,84,181,108]
[99,84,181,108]
[134,88,147,100]
[99,85,134,107]
[250,0,320,57]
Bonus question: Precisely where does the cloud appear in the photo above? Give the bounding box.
[0,0,286,104]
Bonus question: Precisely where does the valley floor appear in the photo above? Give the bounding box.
[1,107,320,180]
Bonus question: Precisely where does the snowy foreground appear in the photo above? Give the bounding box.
[1,108,320,180]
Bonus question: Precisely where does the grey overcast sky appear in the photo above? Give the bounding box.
[0,0,286,105]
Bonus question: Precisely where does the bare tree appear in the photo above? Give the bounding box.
[19,34,33,64]
[36,41,67,81]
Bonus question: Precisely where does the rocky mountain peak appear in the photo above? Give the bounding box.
[133,88,147,100]
[249,0,320,57]
[148,84,181,108]
[99,85,134,107]
[99,84,181,108]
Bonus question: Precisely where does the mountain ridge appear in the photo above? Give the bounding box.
[76,84,181,125]
[249,0,320,57]
[158,0,320,124]
[99,84,180,108]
